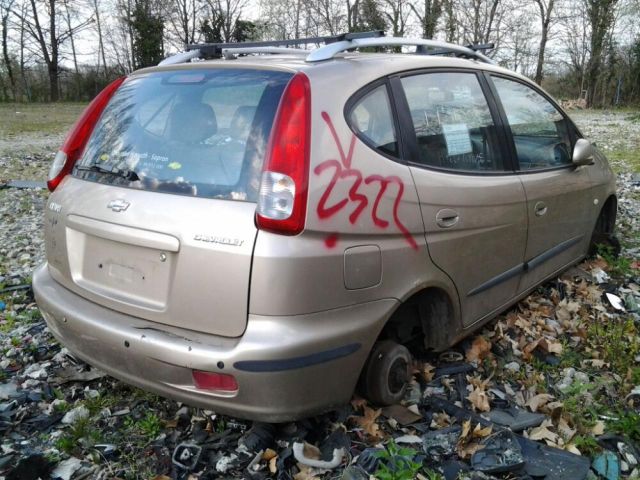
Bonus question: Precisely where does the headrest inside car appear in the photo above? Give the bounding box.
[230,106,257,140]
[169,102,217,144]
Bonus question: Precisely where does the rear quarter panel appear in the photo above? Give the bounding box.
[249,61,459,320]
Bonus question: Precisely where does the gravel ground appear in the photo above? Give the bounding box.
[0,108,639,480]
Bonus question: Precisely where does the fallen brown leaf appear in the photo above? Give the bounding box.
[263,449,277,461]
[526,393,554,412]
[418,362,436,382]
[302,442,321,460]
[529,425,559,443]
[468,386,491,412]
[582,359,607,369]
[431,411,452,428]
[352,406,384,440]
[466,336,492,363]
[350,396,368,411]
[269,456,278,474]
[592,420,605,436]
[540,338,563,355]
[293,464,321,480]
[457,421,492,459]
[558,418,576,442]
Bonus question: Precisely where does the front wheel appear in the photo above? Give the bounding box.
[359,340,412,406]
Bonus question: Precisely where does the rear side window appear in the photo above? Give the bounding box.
[75,69,292,201]
[492,76,572,170]
[348,85,398,157]
[401,72,504,172]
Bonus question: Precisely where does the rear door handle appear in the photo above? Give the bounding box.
[436,209,459,228]
[534,202,548,217]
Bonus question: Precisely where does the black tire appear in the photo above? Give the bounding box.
[359,340,412,406]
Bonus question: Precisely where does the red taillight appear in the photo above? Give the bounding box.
[256,72,311,235]
[192,370,238,392]
[47,77,126,192]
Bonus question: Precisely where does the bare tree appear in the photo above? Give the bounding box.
[305,0,346,35]
[381,0,409,36]
[1,0,16,100]
[90,0,108,73]
[116,0,135,72]
[259,0,307,39]
[410,0,442,38]
[62,1,79,76]
[452,0,503,47]
[584,0,620,106]
[345,0,359,31]
[561,1,589,96]
[15,0,93,100]
[442,0,457,42]
[19,0,30,100]
[205,0,247,42]
[496,3,537,74]
[533,0,556,84]
[167,0,199,47]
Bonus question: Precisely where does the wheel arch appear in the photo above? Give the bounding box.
[379,285,461,352]
[594,194,617,235]
[589,194,618,255]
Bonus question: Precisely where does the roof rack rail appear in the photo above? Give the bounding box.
[306,37,495,63]
[157,31,495,66]
[220,46,308,59]
[172,30,384,62]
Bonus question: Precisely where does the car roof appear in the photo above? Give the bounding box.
[135,52,528,85]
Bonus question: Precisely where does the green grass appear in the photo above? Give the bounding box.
[0,102,86,137]
[595,243,635,277]
[55,416,101,454]
[587,316,640,377]
[375,440,424,480]
[560,381,604,433]
[0,313,16,333]
[123,412,163,441]
[606,148,640,173]
[573,435,601,456]
[607,411,640,443]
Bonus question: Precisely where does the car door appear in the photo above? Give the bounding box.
[488,75,593,294]
[394,70,528,327]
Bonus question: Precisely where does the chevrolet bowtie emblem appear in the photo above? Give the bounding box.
[107,199,130,212]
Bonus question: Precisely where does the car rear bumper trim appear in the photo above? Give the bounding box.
[33,263,394,421]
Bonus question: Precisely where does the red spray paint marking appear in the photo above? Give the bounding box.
[314,112,418,250]
[324,232,339,248]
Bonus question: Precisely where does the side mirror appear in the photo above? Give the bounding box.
[572,138,595,166]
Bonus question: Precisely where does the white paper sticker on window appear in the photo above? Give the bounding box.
[442,123,472,156]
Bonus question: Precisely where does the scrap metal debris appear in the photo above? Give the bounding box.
[0,180,47,190]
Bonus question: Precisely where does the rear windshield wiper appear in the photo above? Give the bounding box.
[75,164,140,182]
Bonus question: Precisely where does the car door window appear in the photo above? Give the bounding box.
[492,76,572,170]
[401,72,504,172]
[348,84,398,157]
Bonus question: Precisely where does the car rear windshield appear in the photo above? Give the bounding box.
[75,68,293,201]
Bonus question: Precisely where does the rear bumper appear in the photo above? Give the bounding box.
[33,263,395,421]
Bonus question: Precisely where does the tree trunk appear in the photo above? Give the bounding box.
[48,0,59,101]
[585,0,619,107]
[1,6,16,100]
[534,23,548,84]
[48,67,59,102]
[20,2,29,101]
[409,0,441,40]
[534,0,554,85]
[63,3,80,98]
[93,0,107,73]
[443,0,455,42]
